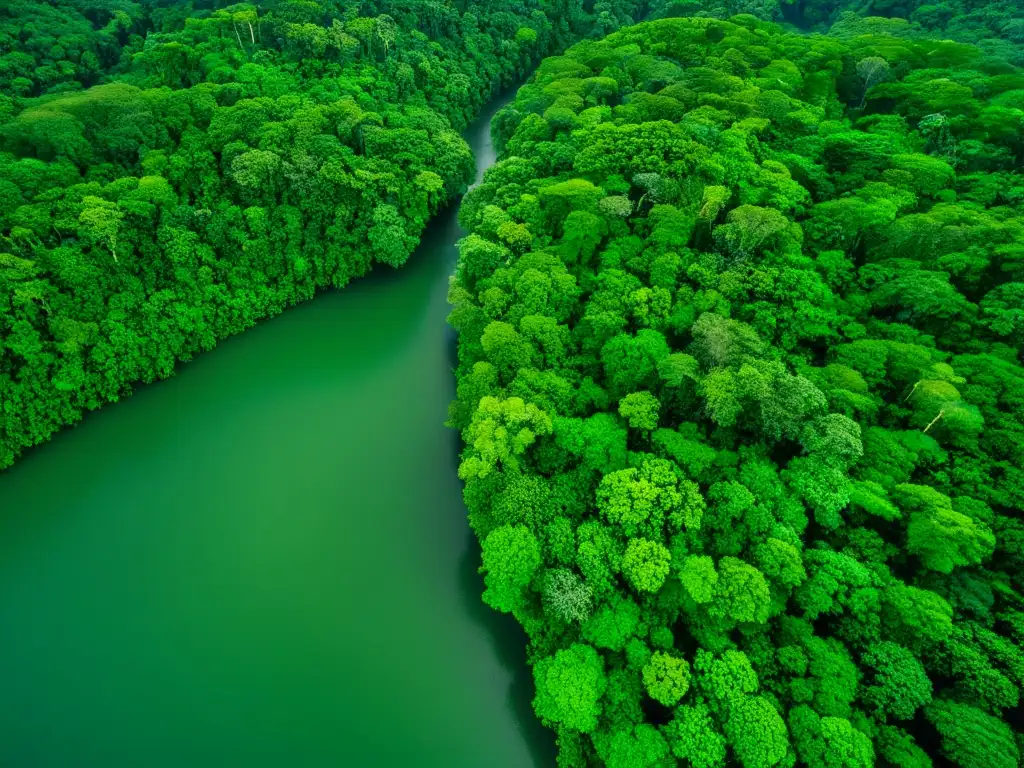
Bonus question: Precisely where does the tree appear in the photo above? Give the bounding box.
[458,396,552,479]
[480,321,534,377]
[601,329,670,397]
[642,651,690,706]
[881,583,953,650]
[690,312,763,368]
[789,707,874,768]
[583,594,641,652]
[78,196,123,262]
[725,696,790,768]
[457,233,511,283]
[800,414,863,469]
[544,569,593,623]
[666,703,727,768]
[856,57,890,107]
[618,391,660,432]
[596,458,704,538]
[756,538,806,591]
[896,484,996,574]
[554,413,628,476]
[907,380,984,449]
[577,522,625,601]
[860,641,932,720]
[925,700,1019,768]
[713,205,791,259]
[875,726,932,768]
[374,15,397,56]
[622,538,671,593]
[533,644,607,733]
[368,203,416,267]
[709,557,771,625]
[480,524,541,613]
[596,723,671,768]
[677,554,718,604]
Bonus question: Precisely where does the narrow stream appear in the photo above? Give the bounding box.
[0,91,553,767]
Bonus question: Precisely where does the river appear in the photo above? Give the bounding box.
[0,91,553,767]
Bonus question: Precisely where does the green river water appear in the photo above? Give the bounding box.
[0,93,553,767]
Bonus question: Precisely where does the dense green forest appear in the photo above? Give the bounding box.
[662,0,1024,64]
[451,13,1024,768]
[1,1,1018,475]
[0,0,649,468]
[4,2,1024,765]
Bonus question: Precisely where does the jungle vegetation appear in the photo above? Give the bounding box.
[451,13,1024,768]
[4,3,1024,766]
[0,0,647,468]
[660,0,1024,65]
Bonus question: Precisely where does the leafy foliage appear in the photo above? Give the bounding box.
[0,0,649,468]
[452,14,1024,767]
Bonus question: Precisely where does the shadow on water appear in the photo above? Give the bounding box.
[444,82,558,767]
[455,527,558,768]
[442,326,556,764]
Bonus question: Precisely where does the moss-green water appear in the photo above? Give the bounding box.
[0,94,551,768]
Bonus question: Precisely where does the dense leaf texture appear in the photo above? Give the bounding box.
[453,15,1024,768]
[0,0,649,467]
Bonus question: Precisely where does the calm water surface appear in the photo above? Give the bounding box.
[0,93,553,767]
